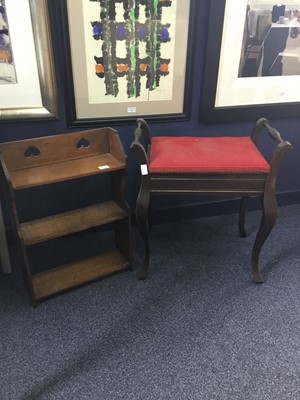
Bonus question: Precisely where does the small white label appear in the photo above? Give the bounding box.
[98,165,110,170]
[127,106,137,113]
[141,164,148,175]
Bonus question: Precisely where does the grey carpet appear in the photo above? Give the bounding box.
[1,204,300,400]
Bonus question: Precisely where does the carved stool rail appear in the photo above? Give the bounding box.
[131,118,293,282]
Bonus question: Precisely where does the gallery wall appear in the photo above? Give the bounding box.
[0,0,299,222]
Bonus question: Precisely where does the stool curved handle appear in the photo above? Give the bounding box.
[251,118,293,190]
[251,116,293,164]
[251,117,289,145]
[130,118,151,167]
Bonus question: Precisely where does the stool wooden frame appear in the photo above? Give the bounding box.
[131,117,292,282]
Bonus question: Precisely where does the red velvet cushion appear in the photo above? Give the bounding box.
[149,136,270,173]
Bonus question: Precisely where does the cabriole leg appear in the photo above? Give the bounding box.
[252,190,278,283]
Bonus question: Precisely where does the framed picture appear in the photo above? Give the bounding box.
[0,0,58,122]
[56,0,196,127]
[201,0,300,124]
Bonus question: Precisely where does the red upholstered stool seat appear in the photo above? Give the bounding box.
[150,136,270,173]
[131,118,293,283]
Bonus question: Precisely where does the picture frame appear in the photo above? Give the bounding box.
[0,0,58,122]
[201,0,300,124]
[56,0,196,127]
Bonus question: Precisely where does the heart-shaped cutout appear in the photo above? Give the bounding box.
[24,146,41,158]
[77,138,90,149]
